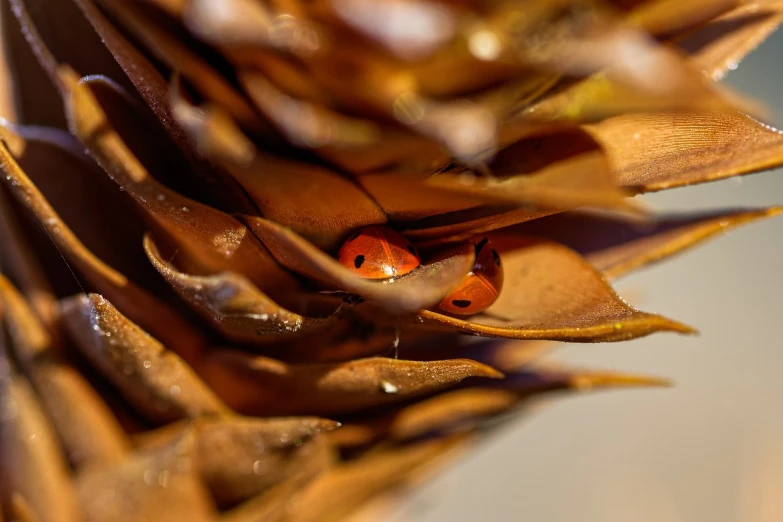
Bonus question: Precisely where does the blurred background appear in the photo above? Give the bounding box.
[386,26,783,522]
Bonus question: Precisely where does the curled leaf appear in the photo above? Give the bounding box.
[414,237,695,342]
[144,234,337,344]
[201,350,503,415]
[60,293,228,422]
[245,217,476,313]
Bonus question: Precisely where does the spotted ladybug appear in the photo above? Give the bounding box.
[438,237,503,315]
[338,226,421,279]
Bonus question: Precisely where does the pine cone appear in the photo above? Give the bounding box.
[1,0,782,521]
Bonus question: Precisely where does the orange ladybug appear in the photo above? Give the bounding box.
[338,226,421,279]
[438,237,503,315]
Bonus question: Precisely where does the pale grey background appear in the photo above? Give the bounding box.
[392,29,783,522]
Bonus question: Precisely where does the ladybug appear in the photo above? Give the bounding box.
[438,237,503,315]
[338,226,421,279]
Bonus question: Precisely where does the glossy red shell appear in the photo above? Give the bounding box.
[438,237,503,315]
[338,226,421,279]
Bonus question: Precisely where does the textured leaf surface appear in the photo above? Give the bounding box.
[144,235,337,344]
[223,152,388,251]
[202,350,503,415]
[60,294,228,422]
[414,237,694,342]
[588,111,783,191]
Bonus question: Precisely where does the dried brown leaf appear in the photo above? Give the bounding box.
[0,354,81,522]
[628,0,739,35]
[676,2,783,80]
[0,122,149,281]
[424,152,634,212]
[60,293,229,422]
[69,0,249,209]
[403,206,557,248]
[587,111,783,192]
[57,68,296,293]
[413,236,694,342]
[0,276,130,468]
[332,363,668,447]
[201,350,503,415]
[95,0,258,127]
[221,151,388,252]
[76,430,217,522]
[511,207,783,279]
[245,217,476,313]
[137,415,338,506]
[0,188,58,332]
[272,435,468,522]
[168,77,257,167]
[0,127,205,359]
[144,234,337,344]
[355,172,484,223]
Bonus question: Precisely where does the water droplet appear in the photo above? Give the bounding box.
[381,380,399,394]
[170,385,181,396]
[181,206,190,213]
[143,360,152,369]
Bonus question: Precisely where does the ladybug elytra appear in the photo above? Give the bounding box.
[437,237,503,315]
[338,226,421,279]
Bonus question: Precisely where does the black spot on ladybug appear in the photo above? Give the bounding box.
[452,299,472,309]
[491,249,501,267]
[343,294,365,305]
[354,255,365,268]
[407,245,418,256]
[474,237,489,256]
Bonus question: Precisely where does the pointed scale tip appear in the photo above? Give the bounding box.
[569,372,674,391]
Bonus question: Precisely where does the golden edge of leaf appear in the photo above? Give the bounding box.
[416,310,697,343]
[603,206,783,279]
